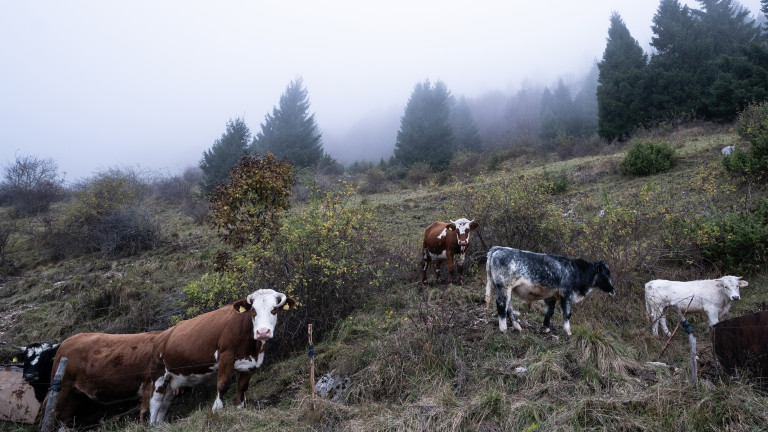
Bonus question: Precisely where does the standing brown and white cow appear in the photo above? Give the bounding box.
[146,288,295,425]
[46,332,165,425]
[420,218,479,285]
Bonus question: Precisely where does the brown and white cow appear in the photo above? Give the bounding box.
[420,218,479,285]
[46,332,164,425]
[146,288,296,425]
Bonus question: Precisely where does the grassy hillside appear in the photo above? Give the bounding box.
[2,123,768,431]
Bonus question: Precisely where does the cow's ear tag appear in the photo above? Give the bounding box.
[448,227,453,231]
[12,357,17,363]
[238,306,247,313]
[282,304,290,310]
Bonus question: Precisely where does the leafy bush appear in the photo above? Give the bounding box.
[676,198,768,275]
[207,154,294,247]
[540,169,569,194]
[152,167,202,204]
[0,154,64,217]
[184,183,390,357]
[724,101,768,180]
[619,139,678,176]
[452,174,567,254]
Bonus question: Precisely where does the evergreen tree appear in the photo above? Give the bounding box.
[450,97,482,153]
[645,0,707,119]
[199,117,251,193]
[573,63,600,136]
[597,13,648,140]
[694,0,759,56]
[394,79,455,170]
[251,77,324,168]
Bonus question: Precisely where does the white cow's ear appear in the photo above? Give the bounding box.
[716,281,725,289]
[739,280,749,287]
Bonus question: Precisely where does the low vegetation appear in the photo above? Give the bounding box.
[2,117,768,431]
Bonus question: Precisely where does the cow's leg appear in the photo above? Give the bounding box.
[497,284,521,332]
[542,297,557,333]
[52,382,77,426]
[434,258,444,284]
[214,356,235,411]
[445,253,455,285]
[560,296,574,336]
[659,309,671,336]
[149,374,175,426]
[420,248,430,284]
[235,372,253,408]
[706,309,720,327]
[455,253,465,285]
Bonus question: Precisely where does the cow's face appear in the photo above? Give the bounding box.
[718,276,747,301]
[593,261,615,296]
[13,342,60,383]
[449,218,479,248]
[234,289,296,341]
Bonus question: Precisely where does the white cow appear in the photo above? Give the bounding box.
[644,276,748,336]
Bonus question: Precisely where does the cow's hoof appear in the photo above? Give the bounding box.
[512,322,522,332]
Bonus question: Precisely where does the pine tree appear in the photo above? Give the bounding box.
[645,0,706,119]
[597,13,648,140]
[394,79,455,170]
[450,97,482,153]
[251,77,324,168]
[199,118,251,193]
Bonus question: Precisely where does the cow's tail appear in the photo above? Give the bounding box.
[484,247,496,309]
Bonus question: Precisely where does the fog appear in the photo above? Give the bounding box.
[1,1,764,181]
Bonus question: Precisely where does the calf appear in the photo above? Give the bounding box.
[420,218,479,285]
[47,331,165,425]
[485,246,615,336]
[644,276,747,336]
[12,342,60,402]
[146,288,295,425]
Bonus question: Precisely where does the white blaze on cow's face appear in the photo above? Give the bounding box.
[449,218,478,249]
[246,289,290,341]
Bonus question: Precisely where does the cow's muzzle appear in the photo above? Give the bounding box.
[732,295,740,301]
[609,291,616,297]
[255,328,272,340]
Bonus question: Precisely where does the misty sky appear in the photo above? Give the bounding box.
[1,1,764,182]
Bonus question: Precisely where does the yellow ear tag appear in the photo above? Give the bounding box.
[12,357,18,363]
[282,304,290,310]
[239,306,247,313]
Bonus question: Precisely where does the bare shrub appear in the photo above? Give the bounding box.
[359,167,388,194]
[38,167,160,259]
[554,135,604,160]
[153,166,202,204]
[0,153,64,216]
[89,206,161,257]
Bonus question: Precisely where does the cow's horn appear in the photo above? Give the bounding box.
[275,293,288,308]
[12,345,26,351]
[52,343,61,349]
[246,294,255,304]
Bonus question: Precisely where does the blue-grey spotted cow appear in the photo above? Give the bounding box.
[485,246,615,336]
[420,218,479,285]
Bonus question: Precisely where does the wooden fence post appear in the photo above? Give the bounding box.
[308,324,316,411]
[40,357,67,432]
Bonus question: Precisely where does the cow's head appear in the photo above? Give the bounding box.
[234,289,296,341]
[12,342,60,384]
[718,276,747,301]
[592,261,615,296]
[448,218,479,249]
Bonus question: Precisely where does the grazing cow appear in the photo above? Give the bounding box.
[644,276,747,337]
[46,331,165,425]
[12,342,60,402]
[485,246,615,336]
[146,288,295,425]
[420,218,479,285]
